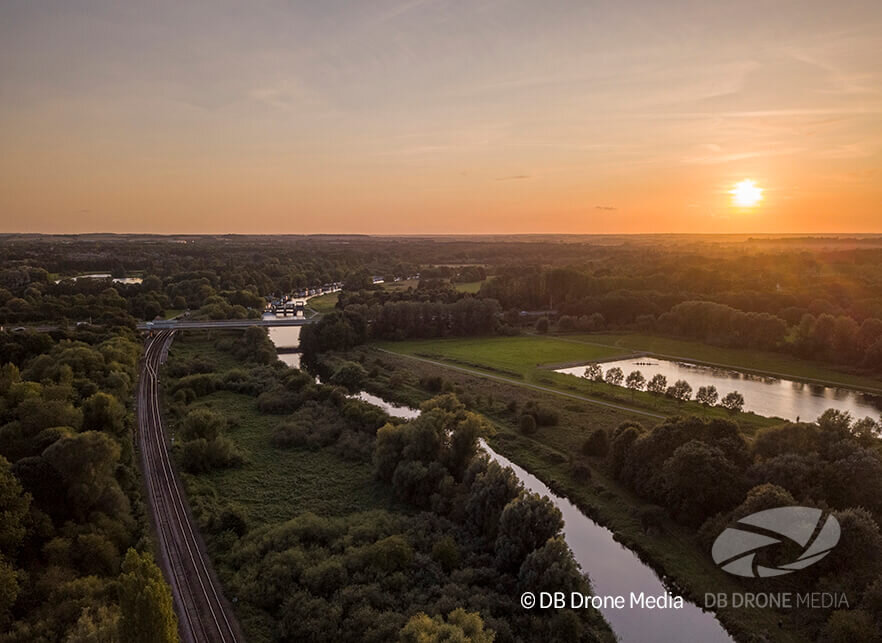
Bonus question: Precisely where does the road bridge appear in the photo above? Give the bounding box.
[137,317,318,330]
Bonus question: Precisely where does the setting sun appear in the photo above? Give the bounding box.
[731,180,763,207]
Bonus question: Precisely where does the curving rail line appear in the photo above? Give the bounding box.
[138,330,241,643]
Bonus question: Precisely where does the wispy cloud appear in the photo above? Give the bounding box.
[682,148,804,165]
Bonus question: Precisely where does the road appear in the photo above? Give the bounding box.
[138,330,242,643]
[137,317,317,330]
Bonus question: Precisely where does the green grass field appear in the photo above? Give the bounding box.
[453,280,484,293]
[307,291,339,314]
[379,335,624,377]
[165,336,399,527]
[382,279,419,291]
[381,331,882,392]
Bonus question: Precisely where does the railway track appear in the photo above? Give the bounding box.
[138,330,242,643]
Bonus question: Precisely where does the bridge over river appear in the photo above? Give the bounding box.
[137,317,317,331]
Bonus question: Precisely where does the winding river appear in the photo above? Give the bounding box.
[346,390,732,642]
[266,332,732,641]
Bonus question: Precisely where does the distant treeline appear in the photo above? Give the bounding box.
[483,263,882,371]
[301,298,500,363]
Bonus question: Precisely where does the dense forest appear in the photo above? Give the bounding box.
[605,411,882,639]
[3,234,882,641]
[164,331,614,642]
[0,326,176,641]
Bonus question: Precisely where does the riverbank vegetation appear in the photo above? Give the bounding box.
[322,345,882,641]
[6,234,882,641]
[163,331,614,642]
[375,336,778,433]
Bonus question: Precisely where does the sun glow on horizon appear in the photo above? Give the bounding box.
[731,180,763,207]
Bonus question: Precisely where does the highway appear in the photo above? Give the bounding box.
[138,331,242,643]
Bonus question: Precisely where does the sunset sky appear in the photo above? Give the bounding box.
[1,1,880,234]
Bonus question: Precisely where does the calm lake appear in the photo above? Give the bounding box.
[556,357,882,422]
[344,390,731,642]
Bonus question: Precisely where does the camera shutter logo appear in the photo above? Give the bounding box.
[712,507,840,578]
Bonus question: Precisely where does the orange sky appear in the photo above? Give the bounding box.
[1,1,880,234]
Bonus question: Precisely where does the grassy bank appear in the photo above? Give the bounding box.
[346,346,808,642]
[377,336,777,433]
[557,332,882,392]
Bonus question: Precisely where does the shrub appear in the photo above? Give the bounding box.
[523,401,558,426]
[581,429,608,457]
[272,422,312,449]
[419,376,443,393]
[637,505,666,535]
[218,506,249,537]
[181,437,244,473]
[534,407,559,427]
[329,361,368,391]
[257,389,299,414]
[179,408,226,442]
[571,462,592,483]
[557,316,576,332]
[519,414,537,435]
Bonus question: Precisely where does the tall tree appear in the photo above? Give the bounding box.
[118,549,179,643]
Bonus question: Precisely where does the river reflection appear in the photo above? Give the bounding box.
[351,391,421,419]
[482,444,731,643]
[55,273,143,285]
[342,391,732,642]
[264,312,302,368]
[556,357,882,422]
